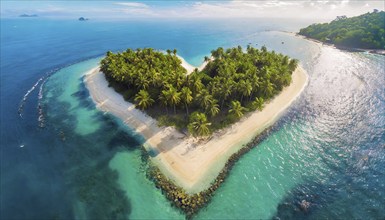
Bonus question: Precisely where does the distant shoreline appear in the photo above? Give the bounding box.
[84,56,308,193]
[274,30,385,56]
[296,33,385,56]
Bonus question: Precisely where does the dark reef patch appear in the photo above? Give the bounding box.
[272,181,338,219]
[107,129,142,151]
[42,69,139,219]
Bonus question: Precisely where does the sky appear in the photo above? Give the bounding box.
[1,0,384,20]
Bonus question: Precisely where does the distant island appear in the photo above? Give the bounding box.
[19,14,38,17]
[100,46,298,136]
[299,10,385,50]
[78,17,89,21]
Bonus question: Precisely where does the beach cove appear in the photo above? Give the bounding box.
[84,57,308,194]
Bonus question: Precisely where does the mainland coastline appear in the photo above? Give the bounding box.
[84,56,308,193]
[298,11,385,55]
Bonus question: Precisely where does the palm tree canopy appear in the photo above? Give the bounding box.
[253,97,264,111]
[101,46,298,136]
[181,87,193,104]
[206,99,220,117]
[229,100,247,118]
[167,86,181,106]
[188,112,211,137]
[134,90,154,110]
[197,90,214,109]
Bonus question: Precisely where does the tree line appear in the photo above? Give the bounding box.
[299,11,385,49]
[100,46,298,136]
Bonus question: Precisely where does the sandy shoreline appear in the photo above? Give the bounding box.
[177,55,211,74]
[84,59,308,193]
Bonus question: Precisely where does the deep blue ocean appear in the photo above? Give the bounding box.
[1,18,384,219]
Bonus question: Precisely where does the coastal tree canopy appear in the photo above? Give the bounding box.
[299,11,385,49]
[100,46,298,136]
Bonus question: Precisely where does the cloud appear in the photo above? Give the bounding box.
[1,0,383,20]
[35,5,67,13]
[181,0,383,19]
[187,1,306,18]
[112,2,155,17]
[114,2,149,8]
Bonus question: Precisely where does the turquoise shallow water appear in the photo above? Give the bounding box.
[1,18,384,219]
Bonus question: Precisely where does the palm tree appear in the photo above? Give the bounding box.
[282,55,289,65]
[246,44,254,54]
[217,47,224,59]
[134,90,154,110]
[188,112,211,137]
[146,48,154,55]
[151,70,162,87]
[253,97,264,111]
[238,80,253,103]
[261,45,267,54]
[229,100,247,119]
[261,79,274,98]
[237,45,242,52]
[206,99,220,117]
[173,49,177,56]
[219,80,233,108]
[191,75,204,94]
[181,87,192,116]
[282,73,292,87]
[211,47,224,59]
[167,86,181,115]
[159,90,170,114]
[204,56,210,62]
[289,59,298,71]
[135,73,150,90]
[173,73,185,89]
[250,74,260,100]
[197,90,213,110]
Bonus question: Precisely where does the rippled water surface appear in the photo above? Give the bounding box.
[1,18,384,219]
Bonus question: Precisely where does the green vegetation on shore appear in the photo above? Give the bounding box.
[299,11,385,49]
[100,46,298,136]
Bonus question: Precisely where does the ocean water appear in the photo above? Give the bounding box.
[1,17,384,219]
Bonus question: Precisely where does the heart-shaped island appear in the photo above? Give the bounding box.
[84,46,308,217]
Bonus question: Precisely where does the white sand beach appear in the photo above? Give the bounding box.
[177,55,211,74]
[84,59,308,193]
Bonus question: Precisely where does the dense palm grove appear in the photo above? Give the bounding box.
[100,46,298,136]
[299,11,385,49]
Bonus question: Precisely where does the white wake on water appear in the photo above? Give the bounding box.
[18,68,59,128]
[18,76,45,118]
